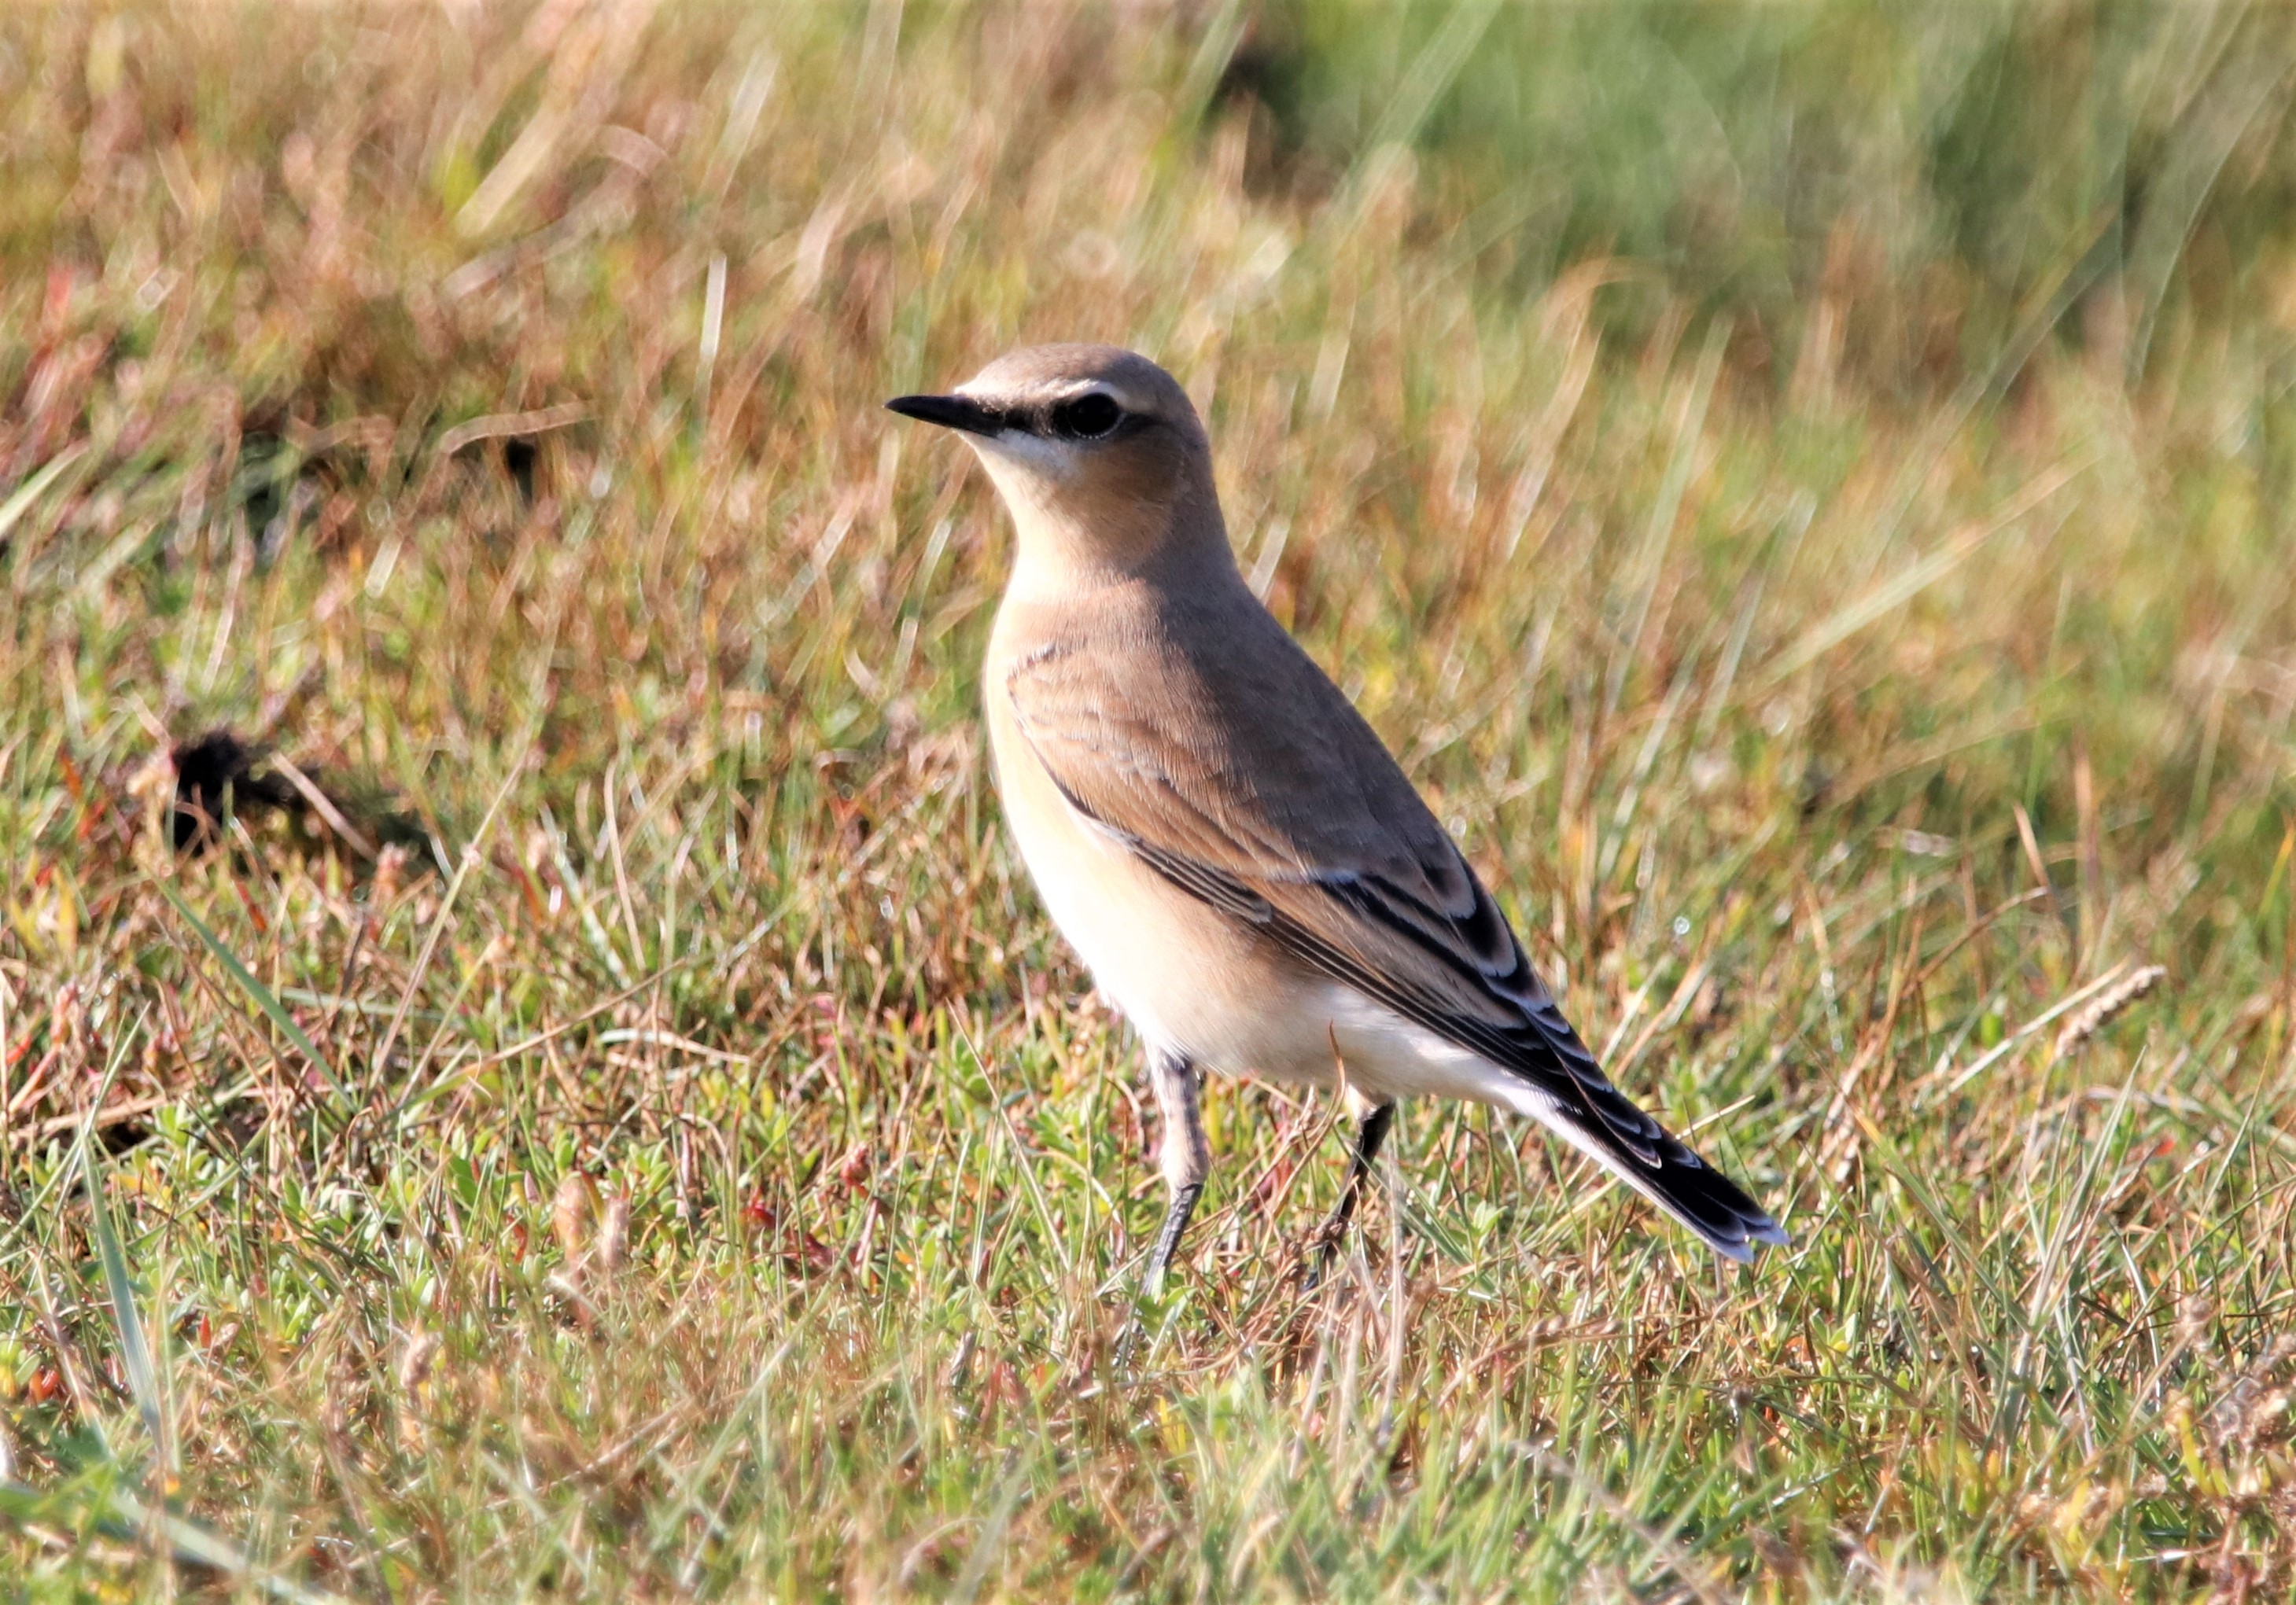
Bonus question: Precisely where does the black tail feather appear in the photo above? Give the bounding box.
[1569,1114,1787,1263]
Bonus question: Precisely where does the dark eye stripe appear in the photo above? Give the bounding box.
[1048,393,1124,440]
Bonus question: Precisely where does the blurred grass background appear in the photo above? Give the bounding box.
[2,1,2294,1599]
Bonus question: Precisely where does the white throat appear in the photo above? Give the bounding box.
[966,437,1122,605]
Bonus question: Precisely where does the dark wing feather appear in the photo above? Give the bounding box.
[1006,596,1785,1259]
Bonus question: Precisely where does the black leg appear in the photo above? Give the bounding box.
[1144,1181,1203,1298]
[1307,1097,1396,1288]
[1143,1048,1210,1295]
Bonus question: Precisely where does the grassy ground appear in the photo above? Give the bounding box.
[5,3,2296,1599]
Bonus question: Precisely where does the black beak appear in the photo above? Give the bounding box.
[884,393,1008,436]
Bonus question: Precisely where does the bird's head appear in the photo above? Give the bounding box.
[886,344,1226,588]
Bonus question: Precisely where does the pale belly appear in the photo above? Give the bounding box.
[985,696,1535,1114]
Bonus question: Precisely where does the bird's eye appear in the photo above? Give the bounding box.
[1050,393,1123,439]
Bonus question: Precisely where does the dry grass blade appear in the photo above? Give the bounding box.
[432,403,591,459]
[2054,964,2169,1059]
[1759,456,2088,687]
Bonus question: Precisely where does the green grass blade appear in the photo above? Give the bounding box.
[2,1476,351,1605]
[160,882,352,1110]
[0,447,84,545]
[80,1141,164,1465]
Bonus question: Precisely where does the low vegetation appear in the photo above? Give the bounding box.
[3,3,2294,1599]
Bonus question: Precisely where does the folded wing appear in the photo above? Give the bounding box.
[1004,597,1785,1260]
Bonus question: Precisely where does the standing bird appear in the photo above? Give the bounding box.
[887,345,1785,1291]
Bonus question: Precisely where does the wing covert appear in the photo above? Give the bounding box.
[1001,613,1670,1165]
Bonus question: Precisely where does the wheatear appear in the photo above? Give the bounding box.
[888,344,1784,1290]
